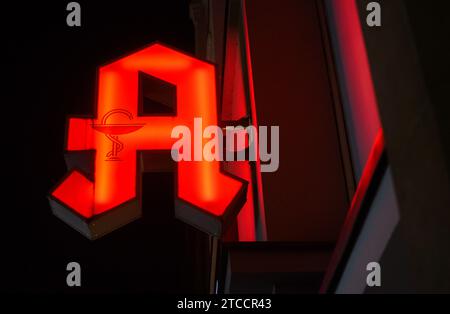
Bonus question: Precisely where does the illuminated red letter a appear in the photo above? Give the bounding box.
[49,43,247,240]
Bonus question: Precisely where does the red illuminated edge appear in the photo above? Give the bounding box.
[320,130,387,293]
[240,0,267,240]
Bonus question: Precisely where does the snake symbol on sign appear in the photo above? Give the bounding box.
[91,109,145,161]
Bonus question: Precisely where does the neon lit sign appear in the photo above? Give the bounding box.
[48,43,247,240]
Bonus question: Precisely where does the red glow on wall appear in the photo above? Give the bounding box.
[52,43,244,221]
[329,0,381,175]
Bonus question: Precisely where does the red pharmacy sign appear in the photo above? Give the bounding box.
[49,43,247,240]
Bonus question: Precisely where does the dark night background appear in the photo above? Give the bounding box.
[3,0,211,293]
[1,0,450,294]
